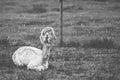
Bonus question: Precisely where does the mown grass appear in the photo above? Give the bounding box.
[0,0,120,80]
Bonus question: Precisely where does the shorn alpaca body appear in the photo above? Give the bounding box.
[12,27,56,71]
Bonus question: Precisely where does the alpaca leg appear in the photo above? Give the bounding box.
[27,63,45,71]
[43,61,48,69]
[27,61,39,70]
[34,66,45,71]
[32,61,48,71]
[27,63,35,70]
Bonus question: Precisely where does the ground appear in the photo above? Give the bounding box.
[0,0,120,80]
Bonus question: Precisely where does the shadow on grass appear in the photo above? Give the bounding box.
[26,4,47,13]
[59,37,118,49]
[82,37,118,49]
[0,37,10,49]
[24,20,54,26]
[61,41,81,47]
[51,5,84,12]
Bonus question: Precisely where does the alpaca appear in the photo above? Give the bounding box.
[12,27,56,71]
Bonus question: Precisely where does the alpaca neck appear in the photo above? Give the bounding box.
[42,45,50,58]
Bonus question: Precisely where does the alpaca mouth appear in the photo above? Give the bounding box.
[44,37,56,45]
[44,39,51,45]
[44,39,49,44]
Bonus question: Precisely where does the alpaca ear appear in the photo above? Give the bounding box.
[40,34,45,44]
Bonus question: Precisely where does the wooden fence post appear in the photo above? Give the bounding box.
[59,0,63,46]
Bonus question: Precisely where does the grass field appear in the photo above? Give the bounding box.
[0,0,120,80]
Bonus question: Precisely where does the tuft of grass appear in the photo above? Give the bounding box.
[82,37,116,49]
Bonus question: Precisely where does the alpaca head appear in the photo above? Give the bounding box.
[40,27,56,46]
